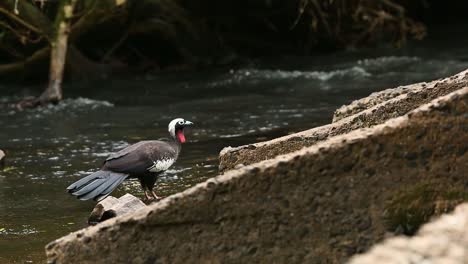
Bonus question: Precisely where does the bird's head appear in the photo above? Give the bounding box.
[168,118,193,143]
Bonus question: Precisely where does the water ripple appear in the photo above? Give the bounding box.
[208,66,371,87]
[0,226,39,236]
[357,56,420,68]
[3,97,114,119]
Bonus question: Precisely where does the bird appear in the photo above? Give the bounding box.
[67,118,193,201]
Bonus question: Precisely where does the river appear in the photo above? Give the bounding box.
[1,29,468,262]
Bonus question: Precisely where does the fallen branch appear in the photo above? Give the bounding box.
[0,0,54,40]
[0,149,5,171]
[0,47,49,78]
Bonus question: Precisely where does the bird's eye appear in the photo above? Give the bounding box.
[178,121,184,125]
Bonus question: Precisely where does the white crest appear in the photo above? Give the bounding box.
[168,118,185,138]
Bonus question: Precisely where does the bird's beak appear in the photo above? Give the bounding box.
[184,120,194,126]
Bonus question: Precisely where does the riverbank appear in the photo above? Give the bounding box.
[46,70,468,263]
[3,0,468,84]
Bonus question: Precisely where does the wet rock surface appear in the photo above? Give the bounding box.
[219,70,468,172]
[349,203,468,264]
[46,86,468,263]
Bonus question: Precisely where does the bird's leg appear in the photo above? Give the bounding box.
[147,173,163,200]
[144,190,154,201]
[140,178,154,201]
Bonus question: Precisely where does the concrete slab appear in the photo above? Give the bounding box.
[219,70,468,172]
[46,87,468,263]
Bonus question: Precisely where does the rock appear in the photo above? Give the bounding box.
[88,194,146,225]
[332,70,467,122]
[348,203,468,264]
[219,69,468,172]
[0,149,5,170]
[333,84,416,122]
[87,196,119,225]
[45,87,468,263]
[234,163,244,169]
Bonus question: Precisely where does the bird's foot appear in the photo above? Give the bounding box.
[151,191,164,200]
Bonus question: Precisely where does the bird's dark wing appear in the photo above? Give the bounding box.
[103,140,178,174]
[104,150,152,174]
[106,141,150,161]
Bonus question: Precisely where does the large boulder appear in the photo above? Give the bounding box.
[46,86,468,263]
[219,70,468,172]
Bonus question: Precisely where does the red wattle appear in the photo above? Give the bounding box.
[177,130,186,143]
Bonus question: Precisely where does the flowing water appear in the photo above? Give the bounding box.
[1,30,468,262]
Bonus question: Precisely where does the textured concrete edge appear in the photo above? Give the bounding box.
[219,69,468,172]
[45,87,468,261]
[348,203,468,264]
[333,83,425,123]
[333,69,468,122]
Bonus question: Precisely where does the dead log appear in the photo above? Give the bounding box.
[88,193,147,225]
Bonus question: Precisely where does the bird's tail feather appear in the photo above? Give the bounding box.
[94,175,128,202]
[67,170,128,201]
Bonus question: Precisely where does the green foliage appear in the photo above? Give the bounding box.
[383,182,468,235]
[0,0,430,81]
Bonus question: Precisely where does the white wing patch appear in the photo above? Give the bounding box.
[148,159,175,172]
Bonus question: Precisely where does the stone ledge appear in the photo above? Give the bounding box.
[333,82,425,123]
[219,69,468,172]
[333,70,468,122]
[46,87,468,263]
